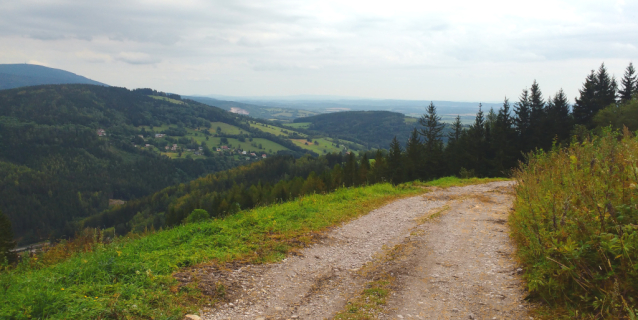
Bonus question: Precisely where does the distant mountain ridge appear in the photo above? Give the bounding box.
[0,64,107,90]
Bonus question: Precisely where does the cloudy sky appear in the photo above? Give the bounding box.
[1,0,636,101]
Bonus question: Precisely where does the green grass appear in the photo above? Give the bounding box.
[248,122,306,138]
[0,177,501,319]
[423,176,510,188]
[283,122,311,129]
[0,183,427,319]
[149,96,185,105]
[209,122,244,135]
[510,129,638,319]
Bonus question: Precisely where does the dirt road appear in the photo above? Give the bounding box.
[200,181,530,320]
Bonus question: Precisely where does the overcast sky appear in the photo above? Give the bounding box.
[1,0,636,102]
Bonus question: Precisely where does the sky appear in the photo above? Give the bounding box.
[1,0,637,102]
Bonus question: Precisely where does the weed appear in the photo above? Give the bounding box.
[510,128,638,318]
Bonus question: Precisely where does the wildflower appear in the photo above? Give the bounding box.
[61,288,65,290]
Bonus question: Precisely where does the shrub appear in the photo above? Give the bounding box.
[184,209,210,224]
[510,128,638,317]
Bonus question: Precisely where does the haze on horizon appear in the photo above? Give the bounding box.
[1,0,636,102]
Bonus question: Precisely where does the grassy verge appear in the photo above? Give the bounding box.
[0,177,501,319]
[423,176,510,188]
[0,183,425,319]
[510,129,638,319]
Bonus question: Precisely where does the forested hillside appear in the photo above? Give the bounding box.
[0,84,311,244]
[0,64,106,90]
[293,110,424,149]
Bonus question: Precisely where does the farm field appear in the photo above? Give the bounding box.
[247,122,307,138]
[291,138,349,154]
[148,95,185,105]
[209,122,244,135]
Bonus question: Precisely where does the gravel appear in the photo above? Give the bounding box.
[200,181,529,320]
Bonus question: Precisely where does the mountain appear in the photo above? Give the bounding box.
[0,64,107,90]
[0,84,312,245]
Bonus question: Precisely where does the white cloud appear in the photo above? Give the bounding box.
[0,0,636,101]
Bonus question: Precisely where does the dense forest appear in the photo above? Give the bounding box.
[81,62,638,237]
[293,110,429,149]
[0,85,311,244]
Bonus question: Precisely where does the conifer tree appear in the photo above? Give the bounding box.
[619,62,637,103]
[371,149,387,183]
[418,102,444,179]
[514,88,532,152]
[359,153,371,185]
[444,115,464,176]
[492,97,518,174]
[343,152,357,187]
[0,209,17,265]
[387,136,404,185]
[595,63,618,107]
[467,105,487,176]
[405,128,423,180]
[573,70,599,127]
[528,80,548,150]
[547,89,572,143]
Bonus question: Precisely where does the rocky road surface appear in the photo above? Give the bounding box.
[198,181,530,320]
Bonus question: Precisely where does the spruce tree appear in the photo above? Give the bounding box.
[573,70,599,127]
[596,63,618,107]
[619,62,637,103]
[548,89,572,142]
[0,209,17,265]
[492,97,518,174]
[528,80,548,150]
[359,153,371,185]
[467,105,487,176]
[514,88,532,152]
[418,102,444,179]
[387,136,404,185]
[445,115,464,176]
[405,128,423,180]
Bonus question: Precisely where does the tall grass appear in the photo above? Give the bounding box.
[510,128,638,318]
[0,183,425,319]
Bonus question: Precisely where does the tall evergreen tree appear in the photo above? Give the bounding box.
[467,104,487,176]
[405,128,423,180]
[445,115,464,176]
[387,136,404,185]
[491,97,518,175]
[547,89,572,143]
[359,153,371,185]
[418,102,444,179]
[343,152,357,187]
[514,88,532,152]
[619,62,637,103]
[595,63,618,107]
[528,80,548,150]
[0,209,17,265]
[573,70,599,127]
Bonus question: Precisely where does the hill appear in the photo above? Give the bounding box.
[187,96,320,121]
[293,111,423,149]
[0,84,311,244]
[0,64,107,90]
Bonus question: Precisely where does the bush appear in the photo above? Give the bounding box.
[184,209,210,224]
[510,128,638,317]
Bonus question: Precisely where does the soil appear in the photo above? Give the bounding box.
[194,181,531,320]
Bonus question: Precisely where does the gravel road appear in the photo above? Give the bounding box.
[199,181,530,320]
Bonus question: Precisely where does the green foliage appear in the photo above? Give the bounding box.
[0,183,424,319]
[593,97,638,131]
[184,209,210,224]
[0,209,17,266]
[510,129,638,318]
